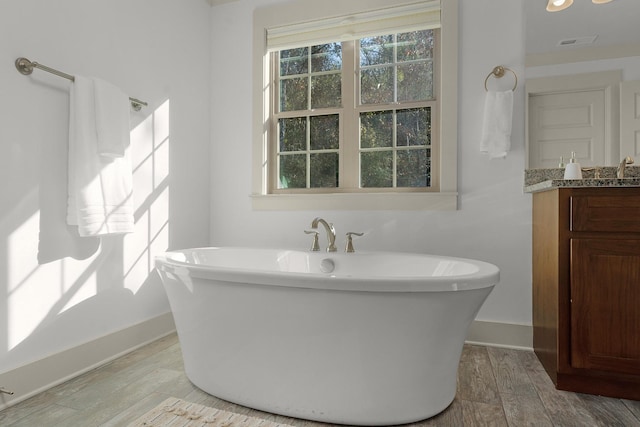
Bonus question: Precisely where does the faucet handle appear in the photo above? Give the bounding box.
[345,232,364,253]
[582,166,602,179]
[304,230,320,251]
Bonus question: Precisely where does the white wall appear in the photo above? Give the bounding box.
[210,0,532,327]
[527,55,640,81]
[0,0,211,378]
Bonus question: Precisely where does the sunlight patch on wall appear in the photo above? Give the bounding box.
[131,113,154,209]
[124,100,170,294]
[6,211,98,350]
[4,98,171,353]
[8,211,51,350]
[58,258,98,314]
[7,211,40,291]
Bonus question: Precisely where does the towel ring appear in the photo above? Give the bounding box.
[484,66,517,92]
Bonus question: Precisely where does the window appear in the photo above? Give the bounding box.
[276,43,342,190]
[253,0,458,210]
[275,31,436,191]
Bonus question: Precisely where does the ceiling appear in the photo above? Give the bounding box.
[525,0,640,55]
[206,0,639,56]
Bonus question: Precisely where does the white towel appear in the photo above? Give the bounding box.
[67,76,134,237]
[94,78,130,158]
[480,90,513,159]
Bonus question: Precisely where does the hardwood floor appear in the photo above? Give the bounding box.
[1,333,639,426]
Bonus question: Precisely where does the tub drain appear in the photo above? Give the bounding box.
[320,258,335,273]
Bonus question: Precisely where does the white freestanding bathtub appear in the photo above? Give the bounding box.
[155,247,499,426]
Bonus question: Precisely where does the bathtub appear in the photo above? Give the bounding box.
[155,247,499,426]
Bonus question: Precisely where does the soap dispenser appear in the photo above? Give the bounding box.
[563,151,582,180]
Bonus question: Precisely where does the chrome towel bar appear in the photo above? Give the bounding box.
[15,57,147,111]
[0,387,14,395]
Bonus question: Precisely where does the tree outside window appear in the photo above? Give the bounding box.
[272,29,438,193]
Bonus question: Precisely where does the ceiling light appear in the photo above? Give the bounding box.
[547,0,614,12]
[547,0,573,12]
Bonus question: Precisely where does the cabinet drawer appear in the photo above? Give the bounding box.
[571,195,640,232]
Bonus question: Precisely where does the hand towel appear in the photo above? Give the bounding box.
[480,90,513,159]
[67,76,134,237]
[93,78,130,158]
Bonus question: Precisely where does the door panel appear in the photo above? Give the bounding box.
[529,90,605,168]
[620,80,640,159]
[570,238,640,375]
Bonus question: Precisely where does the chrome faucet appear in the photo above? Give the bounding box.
[310,217,337,252]
[617,156,634,178]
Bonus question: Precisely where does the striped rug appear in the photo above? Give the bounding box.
[128,397,297,427]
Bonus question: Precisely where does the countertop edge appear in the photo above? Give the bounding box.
[524,178,640,193]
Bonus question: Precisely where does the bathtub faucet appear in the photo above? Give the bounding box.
[310,217,338,252]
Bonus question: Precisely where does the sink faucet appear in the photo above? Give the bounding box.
[310,217,337,252]
[617,156,634,178]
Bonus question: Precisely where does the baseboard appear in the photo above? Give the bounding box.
[466,320,533,351]
[0,312,175,411]
[0,316,530,410]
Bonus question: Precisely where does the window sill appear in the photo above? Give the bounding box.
[251,192,458,211]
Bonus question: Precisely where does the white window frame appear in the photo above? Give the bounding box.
[252,0,458,210]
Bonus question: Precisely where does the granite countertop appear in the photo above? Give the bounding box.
[524,166,640,193]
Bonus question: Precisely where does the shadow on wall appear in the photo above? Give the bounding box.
[0,99,171,373]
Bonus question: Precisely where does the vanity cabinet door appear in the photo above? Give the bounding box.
[570,238,640,375]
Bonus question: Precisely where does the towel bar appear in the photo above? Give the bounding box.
[15,57,147,111]
[484,65,517,92]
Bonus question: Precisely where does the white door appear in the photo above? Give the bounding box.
[620,80,640,159]
[528,89,606,168]
[526,70,620,169]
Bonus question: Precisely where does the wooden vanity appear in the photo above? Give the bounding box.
[532,186,640,400]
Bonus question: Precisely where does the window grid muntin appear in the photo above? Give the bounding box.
[279,43,342,112]
[358,106,432,188]
[271,30,439,194]
[358,30,435,105]
[276,114,341,189]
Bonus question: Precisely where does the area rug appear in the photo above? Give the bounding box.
[128,397,297,427]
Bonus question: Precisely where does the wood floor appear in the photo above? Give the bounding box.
[1,333,639,426]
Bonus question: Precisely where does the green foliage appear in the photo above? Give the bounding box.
[277,31,434,190]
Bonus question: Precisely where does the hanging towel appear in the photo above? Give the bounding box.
[93,78,130,158]
[480,90,513,159]
[67,76,134,237]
